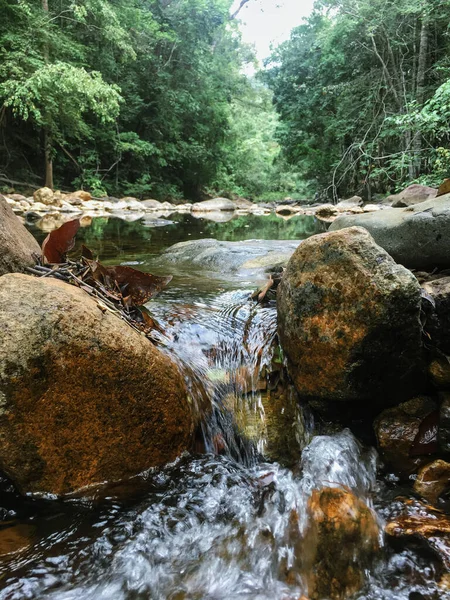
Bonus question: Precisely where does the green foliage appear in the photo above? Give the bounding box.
[1,62,121,135]
[265,0,450,198]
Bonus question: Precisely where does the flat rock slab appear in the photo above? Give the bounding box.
[160,238,300,274]
[329,196,450,269]
[191,198,236,212]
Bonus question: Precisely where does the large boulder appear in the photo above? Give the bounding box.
[277,227,423,404]
[160,238,300,276]
[0,274,193,496]
[386,184,437,207]
[329,196,450,270]
[0,195,41,276]
[191,198,236,212]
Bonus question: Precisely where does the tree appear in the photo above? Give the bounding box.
[265,0,450,199]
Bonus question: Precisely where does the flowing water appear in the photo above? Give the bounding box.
[0,213,447,599]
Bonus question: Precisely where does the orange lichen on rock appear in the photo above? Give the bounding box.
[0,273,193,496]
[302,487,380,600]
[277,227,423,404]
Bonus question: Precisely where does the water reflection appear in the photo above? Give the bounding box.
[26,212,326,266]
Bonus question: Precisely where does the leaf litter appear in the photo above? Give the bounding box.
[28,219,172,343]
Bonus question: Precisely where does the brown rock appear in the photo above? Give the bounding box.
[429,356,450,389]
[76,190,91,201]
[437,178,450,197]
[440,392,450,453]
[387,184,437,207]
[63,190,92,205]
[385,497,450,570]
[314,203,338,220]
[303,487,380,600]
[422,276,450,355]
[413,459,450,504]
[0,273,193,496]
[277,227,423,404]
[0,195,41,276]
[374,396,438,475]
[33,187,62,207]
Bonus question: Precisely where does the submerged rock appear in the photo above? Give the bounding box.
[374,396,438,475]
[0,273,193,496]
[0,195,41,276]
[160,238,300,275]
[329,195,450,269]
[385,497,450,570]
[277,227,423,405]
[303,486,380,600]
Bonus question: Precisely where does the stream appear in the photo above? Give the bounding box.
[0,213,446,599]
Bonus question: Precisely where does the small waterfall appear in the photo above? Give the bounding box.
[149,289,311,465]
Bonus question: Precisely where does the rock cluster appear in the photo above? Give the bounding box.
[3,189,271,231]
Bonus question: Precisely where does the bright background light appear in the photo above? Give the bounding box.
[232,0,315,63]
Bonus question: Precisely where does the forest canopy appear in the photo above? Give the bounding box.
[1,0,450,201]
[265,0,450,200]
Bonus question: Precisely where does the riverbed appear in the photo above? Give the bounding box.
[0,213,445,599]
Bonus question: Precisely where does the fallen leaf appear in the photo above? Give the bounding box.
[89,264,172,306]
[42,219,80,264]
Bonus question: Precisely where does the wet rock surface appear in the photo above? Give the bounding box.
[429,357,450,390]
[0,273,193,496]
[422,276,450,354]
[374,396,438,476]
[303,486,380,600]
[329,195,450,269]
[385,497,450,571]
[413,459,450,505]
[440,393,450,453]
[160,237,300,274]
[0,195,41,277]
[277,227,423,404]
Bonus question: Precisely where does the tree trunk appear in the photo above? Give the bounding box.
[413,8,429,178]
[42,0,53,189]
[44,130,54,190]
